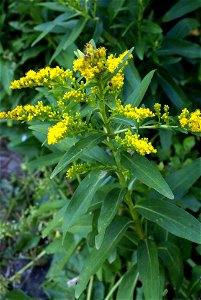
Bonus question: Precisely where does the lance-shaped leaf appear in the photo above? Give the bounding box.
[137,239,161,300]
[62,169,107,239]
[136,199,201,243]
[125,70,156,107]
[50,133,105,178]
[122,153,174,199]
[158,241,184,290]
[75,217,132,298]
[116,264,139,300]
[95,188,127,249]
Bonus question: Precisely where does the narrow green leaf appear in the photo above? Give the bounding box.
[116,264,139,300]
[27,153,63,169]
[95,188,126,249]
[137,239,161,300]
[47,234,79,277]
[75,217,132,298]
[163,0,201,22]
[166,158,201,195]
[50,133,105,179]
[5,289,33,300]
[122,153,174,199]
[62,169,107,238]
[167,18,200,39]
[50,18,86,64]
[125,70,156,106]
[136,199,201,243]
[158,241,184,290]
[157,38,201,59]
[125,60,141,90]
[157,72,189,109]
[142,21,162,33]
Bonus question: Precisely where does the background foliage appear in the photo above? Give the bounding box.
[0,0,201,299]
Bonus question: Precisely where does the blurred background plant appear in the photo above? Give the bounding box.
[0,0,200,299]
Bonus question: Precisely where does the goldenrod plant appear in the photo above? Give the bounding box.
[1,41,201,299]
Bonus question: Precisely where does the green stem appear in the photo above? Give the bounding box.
[99,98,145,240]
[86,275,94,300]
[9,250,46,282]
[114,125,179,134]
[104,276,123,300]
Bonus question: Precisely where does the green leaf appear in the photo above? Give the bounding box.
[47,234,79,277]
[125,70,156,106]
[116,264,139,300]
[137,239,161,300]
[136,199,201,243]
[142,21,162,34]
[95,188,126,249]
[62,169,107,238]
[42,204,67,238]
[50,133,105,179]
[163,0,201,22]
[5,290,33,300]
[166,158,201,195]
[50,18,86,64]
[38,2,71,11]
[167,18,200,39]
[158,241,184,290]
[122,153,174,199]
[157,38,201,59]
[125,60,141,90]
[75,217,132,298]
[27,153,63,169]
[157,72,189,109]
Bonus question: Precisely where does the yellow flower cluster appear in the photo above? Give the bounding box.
[73,43,132,92]
[73,45,106,81]
[116,130,157,156]
[115,99,155,122]
[63,89,87,102]
[178,108,201,132]
[106,51,130,73]
[47,113,87,144]
[66,162,91,178]
[47,115,73,144]
[10,67,74,89]
[109,72,125,92]
[0,101,58,121]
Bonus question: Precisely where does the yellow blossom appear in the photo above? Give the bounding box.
[47,115,73,144]
[106,50,132,73]
[115,99,155,122]
[0,101,59,121]
[63,89,87,102]
[116,130,157,156]
[10,67,74,89]
[178,108,201,132]
[109,71,125,92]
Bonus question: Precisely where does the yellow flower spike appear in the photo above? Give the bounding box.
[115,99,155,122]
[47,116,73,145]
[0,102,59,122]
[10,67,74,89]
[116,130,157,156]
[63,89,87,103]
[178,108,201,132]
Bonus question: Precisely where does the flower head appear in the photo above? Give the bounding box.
[116,130,157,156]
[178,108,201,132]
